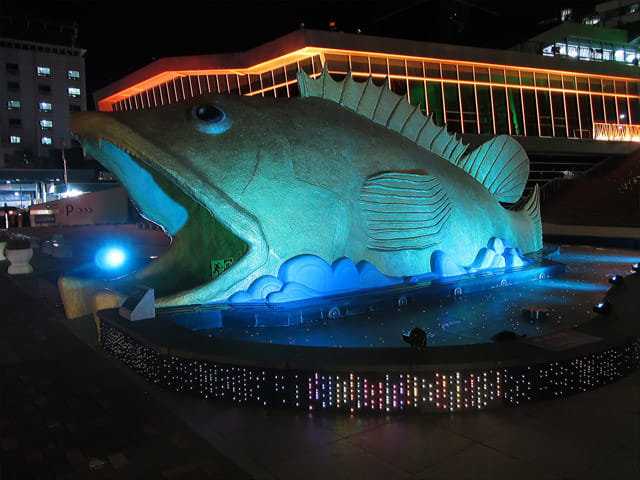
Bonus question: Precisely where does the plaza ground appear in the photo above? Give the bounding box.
[1,230,638,479]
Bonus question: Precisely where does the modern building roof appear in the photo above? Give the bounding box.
[94,28,640,112]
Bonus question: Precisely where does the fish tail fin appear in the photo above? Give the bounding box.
[518,184,543,253]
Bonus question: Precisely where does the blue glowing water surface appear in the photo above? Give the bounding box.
[191,245,637,348]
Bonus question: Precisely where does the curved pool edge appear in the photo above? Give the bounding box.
[97,272,640,413]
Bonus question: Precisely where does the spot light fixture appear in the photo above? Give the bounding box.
[608,275,624,286]
[632,263,639,272]
[593,301,612,314]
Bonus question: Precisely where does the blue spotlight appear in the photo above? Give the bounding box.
[593,301,612,315]
[95,246,127,271]
[608,275,624,286]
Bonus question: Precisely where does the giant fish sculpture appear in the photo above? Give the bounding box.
[70,67,541,307]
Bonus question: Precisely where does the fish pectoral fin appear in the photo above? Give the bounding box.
[360,170,451,251]
[455,135,529,204]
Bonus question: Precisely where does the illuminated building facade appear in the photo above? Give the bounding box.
[95,29,640,143]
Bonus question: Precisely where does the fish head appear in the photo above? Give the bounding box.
[70,93,284,306]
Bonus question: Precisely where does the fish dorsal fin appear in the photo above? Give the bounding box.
[454,135,529,203]
[297,68,468,165]
[359,170,452,251]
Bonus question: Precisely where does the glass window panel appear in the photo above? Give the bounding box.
[369,57,388,76]
[474,67,489,83]
[288,82,300,97]
[387,58,406,77]
[476,85,493,134]
[443,84,461,132]
[260,72,272,91]
[549,74,562,89]
[520,71,534,86]
[490,69,505,83]
[460,85,477,134]
[589,78,602,92]
[227,75,240,96]
[237,75,249,95]
[551,92,566,137]
[522,91,539,136]
[285,62,298,81]
[273,67,286,86]
[248,74,261,93]
[68,70,80,80]
[565,94,580,137]
[563,76,576,90]
[324,53,349,74]
[592,95,605,123]
[298,57,314,76]
[425,63,441,79]
[408,80,427,114]
[210,76,224,95]
[441,64,457,80]
[426,82,444,125]
[604,96,617,123]
[275,86,288,98]
[310,55,323,75]
[602,80,614,93]
[628,81,639,96]
[458,65,473,82]
[492,87,509,133]
[406,61,423,78]
[576,76,589,91]
[614,80,627,95]
[629,98,640,124]
[349,55,369,75]
[508,88,524,135]
[535,73,549,87]
[505,70,520,86]
[537,91,553,136]
[617,98,629,123]
[577,95,592,138]
[390,77,407,96]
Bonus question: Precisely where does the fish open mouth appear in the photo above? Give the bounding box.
[71,114,251,306]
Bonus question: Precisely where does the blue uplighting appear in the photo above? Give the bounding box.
[95,246,127,271]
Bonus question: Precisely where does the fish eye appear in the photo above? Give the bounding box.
[191,104,231,134]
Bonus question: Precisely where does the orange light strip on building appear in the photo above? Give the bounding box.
[338,70,640,99]
[97,45,640,111]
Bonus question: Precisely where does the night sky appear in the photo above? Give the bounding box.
[3,1,574,107]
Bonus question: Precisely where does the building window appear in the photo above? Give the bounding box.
[38,84,51,94]
[68,70,80,80]
[8,81,19,92]
[39,102,52,112]
[69,104,81,112]
[41,136,52,145]
[67,87,81,97]
[9,118,22,128]
[40,119,53,129]
[37,66,51,76]
[6,63,19,75]
[10,136,21,144]
[7,100,21,110]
